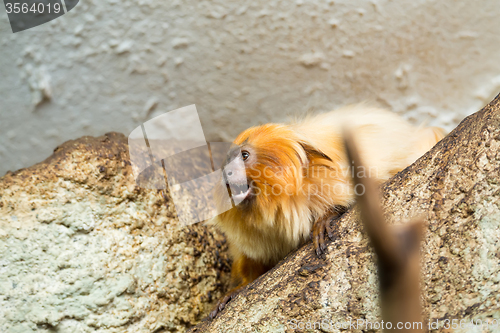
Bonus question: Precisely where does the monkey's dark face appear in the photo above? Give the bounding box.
[222,124,307,210]
[222,145,254,205]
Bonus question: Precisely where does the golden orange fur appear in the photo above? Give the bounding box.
[208,105,445,318]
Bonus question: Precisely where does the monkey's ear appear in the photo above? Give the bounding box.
[299,142,332,163]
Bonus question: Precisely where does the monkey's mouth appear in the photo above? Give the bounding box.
[226,182,252,204]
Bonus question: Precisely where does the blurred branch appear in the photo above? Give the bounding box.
[343,129,425,333]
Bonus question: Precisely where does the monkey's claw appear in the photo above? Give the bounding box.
[312,212,343,257]
[208,287,243,320]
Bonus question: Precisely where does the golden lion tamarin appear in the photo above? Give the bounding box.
[208,105,445,319]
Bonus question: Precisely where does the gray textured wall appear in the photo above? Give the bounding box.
[1,0,500,175]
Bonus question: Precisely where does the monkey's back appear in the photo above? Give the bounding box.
[292,105,445,181]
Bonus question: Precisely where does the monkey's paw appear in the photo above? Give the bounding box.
[312,210,344,257]
[208,287,243,320]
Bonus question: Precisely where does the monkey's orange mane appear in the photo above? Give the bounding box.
[235,124,306,217]
[213,123,351,265]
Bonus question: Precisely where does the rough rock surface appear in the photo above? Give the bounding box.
[191,95,500,333]
[0,132,231,333]
[2,93,500,333]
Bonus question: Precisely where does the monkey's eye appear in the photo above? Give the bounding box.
[241,151,250,161]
